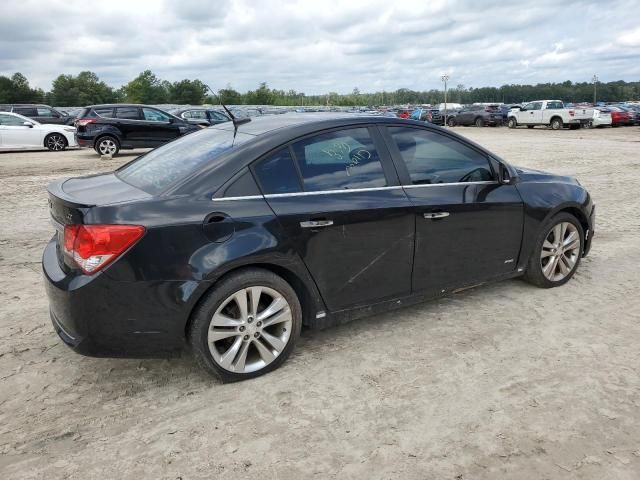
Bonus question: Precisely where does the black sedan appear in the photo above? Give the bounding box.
[43,114,595,381]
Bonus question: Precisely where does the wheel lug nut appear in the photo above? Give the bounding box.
[256,321,262,327]
[243,335,249,341]
[247,317,253,323]
[254,332,260,338]
[239,326,245,332]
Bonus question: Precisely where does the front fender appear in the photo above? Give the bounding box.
[516,181,593,268]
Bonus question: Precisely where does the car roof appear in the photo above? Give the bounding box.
[209,112,413,137]
[85,104,160,109]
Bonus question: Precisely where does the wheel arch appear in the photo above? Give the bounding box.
[183,262,323,339]
[541,203,590,252]
[550,115,563,125]
[43,132,68,148]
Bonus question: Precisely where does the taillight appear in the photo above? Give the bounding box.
[63,224,145,274]
[76,118,96,127]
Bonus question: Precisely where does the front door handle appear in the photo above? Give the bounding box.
[300,220,333,228]
[423,212,450,219]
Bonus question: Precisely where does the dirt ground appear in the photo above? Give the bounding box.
[1,125,639,480]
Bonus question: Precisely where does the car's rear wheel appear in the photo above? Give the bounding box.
[524,213,583,288]
[586,120,594,128]
[475,117,484,127]
[95,136,119,156]
[447,117,456,127]
[550,118,563,130]
[45,133,67,151]
[507,118,517,129]
[189,268,302,382]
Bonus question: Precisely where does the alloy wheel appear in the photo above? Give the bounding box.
[207,286,293,374]
[540,222,581,282]
[98,138,117,155]
[47,134,66,151]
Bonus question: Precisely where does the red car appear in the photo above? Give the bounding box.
[608,106,634,126]
[396,109,411,119]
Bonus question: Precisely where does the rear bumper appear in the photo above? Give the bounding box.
[42,239,192,358]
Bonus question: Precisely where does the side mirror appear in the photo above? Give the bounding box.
[498,163,514,185]
[23,121,34,128]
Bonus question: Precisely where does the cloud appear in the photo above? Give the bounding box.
[0,0,638,93]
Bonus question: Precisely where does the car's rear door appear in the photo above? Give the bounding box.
[381,125,524,295]
[114,106,144,144]
[251,125,415,311]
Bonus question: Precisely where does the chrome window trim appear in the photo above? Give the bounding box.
[211,181,498,201]
[402,180,498,189]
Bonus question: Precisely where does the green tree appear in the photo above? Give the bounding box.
[122,70,169,104]
[48,71,117,106]
[216,84,243,105]
[169,79,207,104]
[0,73,43,103]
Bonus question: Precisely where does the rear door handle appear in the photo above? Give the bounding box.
[423,212,450,219]
[300,220,333,228]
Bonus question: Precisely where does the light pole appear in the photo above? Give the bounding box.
[592,74,598,105]
[441,74,449,126]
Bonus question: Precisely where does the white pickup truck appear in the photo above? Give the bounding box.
[507,100,593,130]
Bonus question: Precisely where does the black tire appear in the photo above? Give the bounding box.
[44,133,67,151]
[507,117,517,129]
[188,268,302,382]
[586,120,594,129]
[94,135,120,156]
[527,125,535,129]
[550,117,563,130]
[447,117,456,127]
[524,212,584,288]
[475,117,484,127]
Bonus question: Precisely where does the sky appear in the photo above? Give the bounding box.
[2,0,640,94]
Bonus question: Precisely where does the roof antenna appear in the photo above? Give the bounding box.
[204,85,251,142]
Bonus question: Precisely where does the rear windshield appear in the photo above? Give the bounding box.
[116,127,254,194]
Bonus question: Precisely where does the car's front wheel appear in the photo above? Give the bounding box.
[447,117,456,127]
[45,133,67,151]
[524,213,583,288]
[475,117,484,127]
[95,136,120,156]
[507,118,517,129]
[189,268,302,382]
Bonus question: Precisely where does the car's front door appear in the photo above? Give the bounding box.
[0,113,42,147]
[382,125,524,295]
[141,107,182,144]
[520,102,543,125]
[251,126,415,311]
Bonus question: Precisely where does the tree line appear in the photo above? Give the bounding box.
[1,70,639,107]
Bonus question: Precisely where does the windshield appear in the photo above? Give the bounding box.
[116,127,254,194]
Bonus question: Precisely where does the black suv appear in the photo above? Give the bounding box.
[75,104,200,156]
[448,104,503,127]
[169,107,231,127]
[0,104,75,125]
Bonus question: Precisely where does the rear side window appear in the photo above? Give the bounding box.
[183,110,207,120]
[14,107,37,116]
[36,107,54,116]
[291,127,387,191]
[116,107,141,120]
[253,148,302,194]
[388,127,493,185]
[93,107,114,117]
[547,101,563,109]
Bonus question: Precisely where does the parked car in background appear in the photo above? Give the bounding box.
[588,108,612,128]
[0,111,77,151]
[615,105,639,125]
[447,104,503,127]
[396,109,411,119]
[499,104,521,122]
[410,108,444,125]
[0,104,76,125]
[507,100,592,130]
[169,107,231,127]
[607,106,634,127]
[74,104,200,156]
[44,114,594,381]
